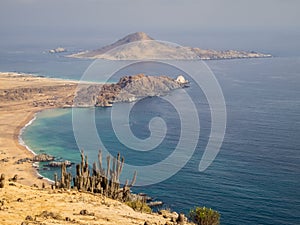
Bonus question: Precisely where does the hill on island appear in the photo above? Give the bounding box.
[69,32,271,60]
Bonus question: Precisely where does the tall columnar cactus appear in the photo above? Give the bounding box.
[70,150,136,201]
[54,173,58,189]
[98,150,104,175]
[0,173,5,188]
[60,162,72,189]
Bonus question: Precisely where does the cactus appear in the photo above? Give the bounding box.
[92,162,97,176]
[0,173,5,188]
[67,150,136,201]
[129,171,137,187]
[54,173,58,189]
[98,150,104,175]
[61,162,66,188]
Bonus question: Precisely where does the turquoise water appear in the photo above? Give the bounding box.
[21,57,300,224]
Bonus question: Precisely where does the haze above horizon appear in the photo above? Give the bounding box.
[0,0,299,56]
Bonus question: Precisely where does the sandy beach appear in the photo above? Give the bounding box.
[0,72,78,186]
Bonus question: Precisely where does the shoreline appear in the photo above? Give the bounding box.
[18,112,38,156]
[18,110,58,184]
[0,72,78,186]
[17,110,56,184]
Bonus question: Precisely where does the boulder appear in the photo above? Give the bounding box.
[33,153,55,162]
[48,160,72,167]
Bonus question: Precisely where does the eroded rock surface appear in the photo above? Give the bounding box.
[74,74,187,107]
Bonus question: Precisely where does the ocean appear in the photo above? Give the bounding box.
[2,43,300,224]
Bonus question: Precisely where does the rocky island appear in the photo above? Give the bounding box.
[69,32,272,60]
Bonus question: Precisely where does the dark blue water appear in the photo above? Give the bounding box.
[0,47,92,80]
[18,54,300,225]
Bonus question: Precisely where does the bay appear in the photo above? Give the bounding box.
[21,56,300,224]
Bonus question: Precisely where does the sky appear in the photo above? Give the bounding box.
[0,0,299,53]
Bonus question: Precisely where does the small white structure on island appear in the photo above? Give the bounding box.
[176,75,188,84]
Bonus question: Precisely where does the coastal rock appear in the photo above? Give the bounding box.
[147,201,163,207]
[33,153,55,162]
[159,210,178,221]
[69,31,271,60]
[47,160,72,167]
[112,74,181,103]
[49,47,66,53]
[74,74,188,107]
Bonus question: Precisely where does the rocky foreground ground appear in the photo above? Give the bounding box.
[0,182,191,225]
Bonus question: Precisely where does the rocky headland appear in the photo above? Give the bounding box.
[74,73,188,107]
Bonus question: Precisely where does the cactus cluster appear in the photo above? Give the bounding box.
[54,150,137,201]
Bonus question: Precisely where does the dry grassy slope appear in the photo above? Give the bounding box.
[0,183,188,225]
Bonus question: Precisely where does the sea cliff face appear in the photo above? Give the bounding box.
[74,74,187,107]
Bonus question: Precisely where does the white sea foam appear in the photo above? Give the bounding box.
[18,113,38,156]
[18,112,54,183]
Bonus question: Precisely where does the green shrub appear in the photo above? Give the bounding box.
[189,206,220,225]
[125,200,152,213]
